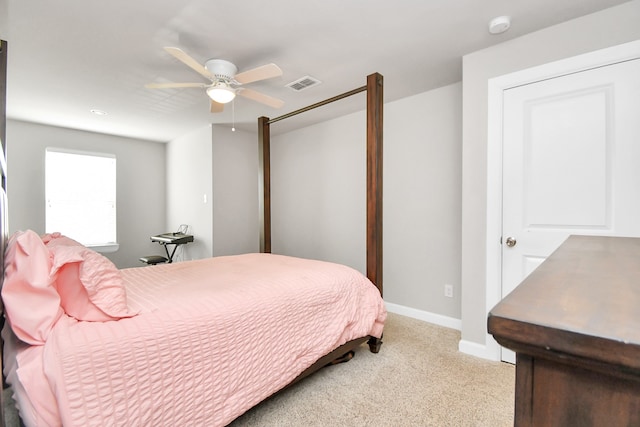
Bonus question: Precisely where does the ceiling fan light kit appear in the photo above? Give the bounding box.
[206,84,236,104]
[146,47,285,112]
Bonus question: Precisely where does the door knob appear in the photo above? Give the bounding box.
[505,237,517,247]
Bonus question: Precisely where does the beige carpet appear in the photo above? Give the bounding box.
[3,313,514,427]
[230,312,515,427]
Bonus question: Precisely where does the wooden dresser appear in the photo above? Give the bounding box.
[488,235,640,426]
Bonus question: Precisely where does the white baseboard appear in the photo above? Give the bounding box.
[458,339,499,361]
[384,301,462,331]
[384,301,501,361]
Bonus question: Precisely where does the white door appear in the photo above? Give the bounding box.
[501,58,640,363]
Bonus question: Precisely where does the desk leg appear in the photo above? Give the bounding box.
[162,243,181,263]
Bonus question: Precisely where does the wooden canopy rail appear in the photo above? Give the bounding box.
[258,72,383,295]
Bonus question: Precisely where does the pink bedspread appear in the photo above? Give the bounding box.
[13,253,386,426]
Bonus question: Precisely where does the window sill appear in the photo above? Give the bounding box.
[87,243,119,253]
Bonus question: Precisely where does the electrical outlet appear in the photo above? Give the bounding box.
[444,284,453,298]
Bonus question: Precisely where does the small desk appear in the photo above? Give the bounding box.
[140,232,194,264]
[488,235,640,426]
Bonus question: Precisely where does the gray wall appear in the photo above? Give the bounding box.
[9,0,638,345]
[7,83,463,323]
[7,119,261,270]
[271,111,367,271]
[211,126,259,256]
[6,119,166,268]
[165,124,259,260]
[460,0,640,356]
[0,2,6,42]
[385,84,462,319]
[270,83,462,321]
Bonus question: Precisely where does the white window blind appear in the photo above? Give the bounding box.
[45,148,117,247]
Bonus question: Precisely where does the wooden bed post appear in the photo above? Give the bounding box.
[367,72,383,296]
[0,39,7,427]
[258,116,271,253]
[257,74,383,297]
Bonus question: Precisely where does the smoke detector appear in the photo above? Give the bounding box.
[489,16,511,35]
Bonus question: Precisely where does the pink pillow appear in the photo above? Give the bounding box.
[48,243,137,322]
[41,232,82,248]
[1,230,63,345]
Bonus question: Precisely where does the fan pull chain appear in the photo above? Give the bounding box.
[231,100,236,132]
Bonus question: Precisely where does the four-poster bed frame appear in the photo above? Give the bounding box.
[0,71,384,425]
[257,72,384,296]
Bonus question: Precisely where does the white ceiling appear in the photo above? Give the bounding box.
[1,0,631,142]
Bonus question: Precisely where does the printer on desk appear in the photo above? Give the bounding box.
[139,232,194,265]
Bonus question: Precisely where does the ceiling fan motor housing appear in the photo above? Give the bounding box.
[148,47,284,110]
[205,59,238,81]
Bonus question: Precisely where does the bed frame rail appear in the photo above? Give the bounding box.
[258,73,384,297]
[281,335,383,393]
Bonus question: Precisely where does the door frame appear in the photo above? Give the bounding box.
[484,39,640,361]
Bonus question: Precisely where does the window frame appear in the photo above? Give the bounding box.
[45,147,119,253]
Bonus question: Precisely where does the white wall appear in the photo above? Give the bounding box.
[166,124,259,260]
[166,124,213,260]
[460,0,640,357]
[6,119,166,268]
[270,83,462,320]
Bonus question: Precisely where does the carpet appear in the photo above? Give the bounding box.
[3,313,515,426]
[230,312,515,426]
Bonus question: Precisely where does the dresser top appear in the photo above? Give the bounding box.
[489,235,640,368]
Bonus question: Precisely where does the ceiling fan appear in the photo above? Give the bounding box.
[146,47,284,113]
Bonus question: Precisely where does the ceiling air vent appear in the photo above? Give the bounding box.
[285,75,322,91]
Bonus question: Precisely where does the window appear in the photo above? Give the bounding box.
[45,148,117,251]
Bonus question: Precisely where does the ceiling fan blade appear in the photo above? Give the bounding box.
[238,88,284,109]
[210,100,225,113]
[145,82,206,89]
[235,63,282,84]
[163,47,213,80]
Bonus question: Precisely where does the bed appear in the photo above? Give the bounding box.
[2,231,386,426]
[0,66,386,425]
